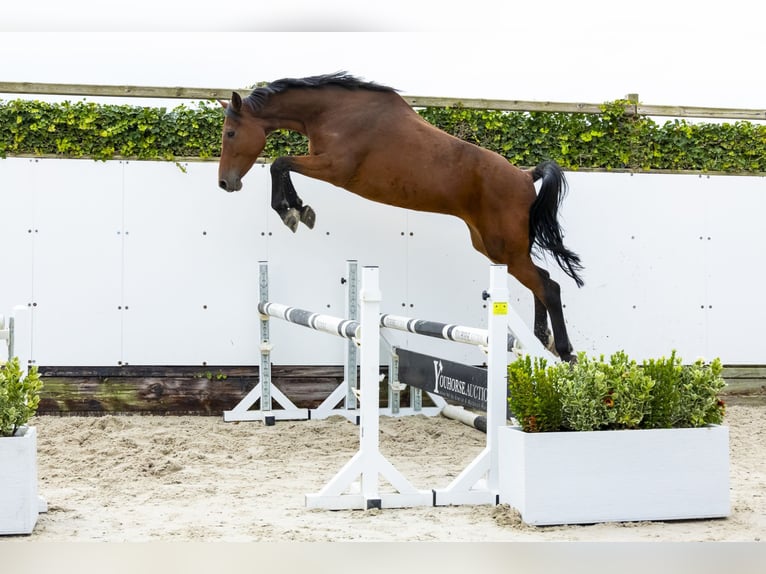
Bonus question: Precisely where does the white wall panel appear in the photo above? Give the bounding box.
[559,172,710,361]
[122,161,265,365]
[0,159,35,331]
[30,159,124,365]
[702,175,765,363]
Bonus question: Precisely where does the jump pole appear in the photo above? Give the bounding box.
[305,266,433,510]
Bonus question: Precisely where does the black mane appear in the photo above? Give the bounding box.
[246,72,396,111]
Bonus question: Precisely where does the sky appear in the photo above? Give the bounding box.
[1,1,764,112]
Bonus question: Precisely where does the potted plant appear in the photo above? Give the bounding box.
[0,356,44,535]
[498,351,730,526]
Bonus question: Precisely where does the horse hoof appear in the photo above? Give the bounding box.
[300,205,316,229]
[544,332,556,354]
[284,209,300,233]
[562,353,577,365]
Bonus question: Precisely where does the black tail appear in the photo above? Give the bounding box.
[528,161,584,287]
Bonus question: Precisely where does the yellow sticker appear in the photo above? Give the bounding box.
[493,302,508,315]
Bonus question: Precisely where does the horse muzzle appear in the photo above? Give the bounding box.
[218,176,243,192]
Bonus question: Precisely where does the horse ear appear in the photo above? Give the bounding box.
[218,99,228,109]
[231,91,242,113]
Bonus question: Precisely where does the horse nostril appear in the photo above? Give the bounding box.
[219,180,228,190]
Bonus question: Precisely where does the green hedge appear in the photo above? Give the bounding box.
[1,98,764,173]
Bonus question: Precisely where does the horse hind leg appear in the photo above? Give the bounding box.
[533,292,555,353]
[536,269,574,362]
[510,258,575,363]
[270,157,316,232]
[469,224,562,357]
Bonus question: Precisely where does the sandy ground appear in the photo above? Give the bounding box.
[8,401,766,542]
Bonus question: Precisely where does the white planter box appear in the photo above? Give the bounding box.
[0,426,43,535]
[498,424,730,526]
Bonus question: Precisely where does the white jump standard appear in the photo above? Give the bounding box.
[379,264,528,506]
[224,260,366,424]
[305,266,433,509]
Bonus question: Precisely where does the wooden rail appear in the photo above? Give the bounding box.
[1,81,765,121]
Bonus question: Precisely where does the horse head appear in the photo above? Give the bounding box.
[218,92,266,192]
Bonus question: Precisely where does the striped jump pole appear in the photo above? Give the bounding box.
[380,314,534,354]
[257,303,360,340]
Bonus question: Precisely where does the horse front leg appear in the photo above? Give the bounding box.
[270,157,316,232]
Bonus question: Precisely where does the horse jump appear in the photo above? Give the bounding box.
[236,261,551,509]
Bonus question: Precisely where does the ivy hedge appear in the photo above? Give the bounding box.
[1,98,764,173]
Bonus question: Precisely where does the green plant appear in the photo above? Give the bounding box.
[641,350,683,428]
[507,355,562,432]
[0,357,43,437]
[675,357,726,427]
[507,351,726,433]
[1,97,765,174]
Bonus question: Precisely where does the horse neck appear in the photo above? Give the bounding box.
[248,88,376,134]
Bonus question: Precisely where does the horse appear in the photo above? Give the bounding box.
[217,72,584,362]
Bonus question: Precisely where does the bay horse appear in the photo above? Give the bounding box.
[217,73,583,362]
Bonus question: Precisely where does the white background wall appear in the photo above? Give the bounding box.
[1,158,763,366]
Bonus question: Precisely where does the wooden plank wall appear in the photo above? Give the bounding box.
[36,364,764,416]
[37,365,344,416]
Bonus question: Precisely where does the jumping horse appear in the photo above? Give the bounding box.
[217,73,584,362]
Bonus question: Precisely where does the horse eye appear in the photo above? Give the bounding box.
[226,130,235,138]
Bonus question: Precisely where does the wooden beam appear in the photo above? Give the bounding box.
[2,81,765,120]
[637,104,766,121]
[403,96,605,114]
[0,81,250,101]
